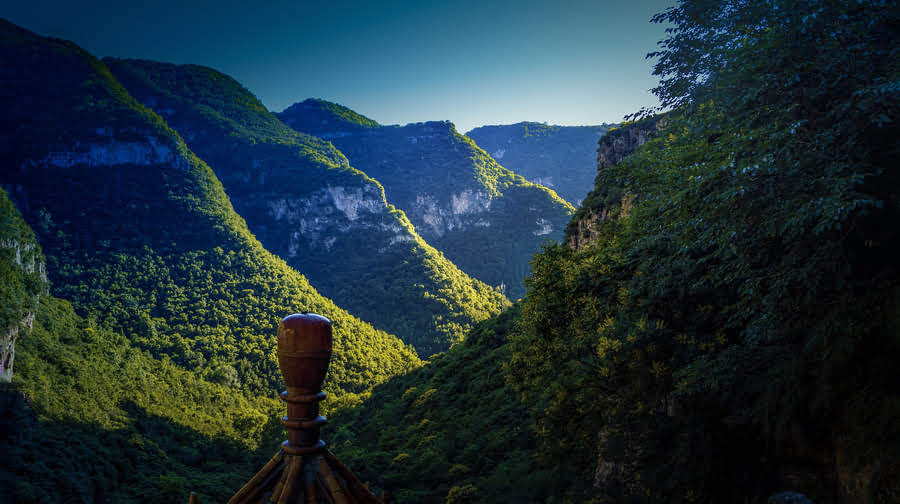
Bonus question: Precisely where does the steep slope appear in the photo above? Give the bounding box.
[330,306,557,504]
[0,186,279,503]
[508,1,900,502]
[279,100,575,299]
[104,59,508,357]
[280,98,380,135]
[466,122,614,205]
[0,20,420,399]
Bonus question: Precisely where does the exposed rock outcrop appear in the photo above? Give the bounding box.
[567,117,666,250]
[0,194,48,382]
[104,61,509,356]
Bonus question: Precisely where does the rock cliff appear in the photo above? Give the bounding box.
[566,116,666,249]
[0,189,47,382]
[279,101,574,299]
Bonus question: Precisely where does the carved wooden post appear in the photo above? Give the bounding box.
[277,313,332,455]
[225,313,384,504]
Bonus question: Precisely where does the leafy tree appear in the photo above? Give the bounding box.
[509,0,900,502]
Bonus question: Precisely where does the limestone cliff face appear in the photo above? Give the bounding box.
[595,118,666,171]
[278,105,575,299]
[0,191,48,382]
[567,117,666,250]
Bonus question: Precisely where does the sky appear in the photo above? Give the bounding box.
[3,0,675,133]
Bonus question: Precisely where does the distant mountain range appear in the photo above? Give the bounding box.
[279,99,575,299]
[466,122,615,206]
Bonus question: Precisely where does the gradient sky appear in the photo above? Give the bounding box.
[4,0,675,132]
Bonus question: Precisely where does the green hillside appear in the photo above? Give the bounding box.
[330,306,557,504]
[0,186,278,503]
[104,59,509,357]
[332,2,900,503]
[279,103,575,299]
[466,122,614,205]
[0,20,421,400]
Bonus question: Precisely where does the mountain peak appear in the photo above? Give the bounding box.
[279,98,380,137]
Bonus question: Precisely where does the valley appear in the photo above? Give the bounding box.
[2,1,899,503]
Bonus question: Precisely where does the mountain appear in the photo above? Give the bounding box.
[0,19,420,400]
[331,2,900,502]
[466,122,615,206]
[103,59,508,357]
[0,187,281,503]
[279,100,575,299]
[0,189,46,384]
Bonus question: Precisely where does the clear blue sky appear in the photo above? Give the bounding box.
[3,0,675,132]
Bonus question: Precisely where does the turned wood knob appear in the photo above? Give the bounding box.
[277,313,333,395]
[277,313,332,454]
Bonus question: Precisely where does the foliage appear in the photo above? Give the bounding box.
[0,21,422,399]
[279,103,574,299]
[564,115,666,242]
[1,295,284,504]
[280,98,381,135]
[104,59,509,357]
[330,306,556,504]
[466,122,615,205]
[509,1,900,502]
[0,189,279,503]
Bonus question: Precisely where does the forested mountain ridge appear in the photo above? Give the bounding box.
[509,1,900,502]
[280,98,380,136]
[0,187,281,502]
[0,19,421,400]
[0,189,46,383]
[3,0,899,501]
[278,100,575,299]
[466,122,615,205]
[103,59,508,357]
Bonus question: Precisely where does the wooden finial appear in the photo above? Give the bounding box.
[277,313,333,455]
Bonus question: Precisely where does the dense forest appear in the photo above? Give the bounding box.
[1,188,280,503]
[279,100,575,300]
[466,122,615,205]
[3,0,900,502]
[508,1,900,501]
